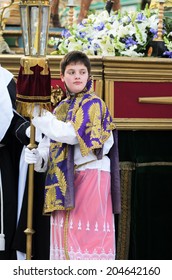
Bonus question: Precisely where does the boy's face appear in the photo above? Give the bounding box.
[60,62,89,94]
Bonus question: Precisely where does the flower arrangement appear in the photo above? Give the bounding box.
[48,6,172,58]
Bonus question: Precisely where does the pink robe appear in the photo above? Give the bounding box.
[50,169,115,260]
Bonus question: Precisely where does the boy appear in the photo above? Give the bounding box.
[25,51,120,260]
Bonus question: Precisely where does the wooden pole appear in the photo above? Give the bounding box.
[24,123,37,260]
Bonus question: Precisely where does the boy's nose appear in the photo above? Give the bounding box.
[75,73,81,78]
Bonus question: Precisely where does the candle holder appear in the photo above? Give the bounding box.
[154,0,165,41]
[148,0,167,57]
[67,2,76,27]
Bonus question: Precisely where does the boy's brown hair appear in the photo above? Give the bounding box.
[60,51,91,75]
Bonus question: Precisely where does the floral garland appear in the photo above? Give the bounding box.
[48,6,172,58]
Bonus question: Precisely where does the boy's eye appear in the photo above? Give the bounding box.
[67,70,87,75]
[68,70,75,75]
[80,70,86,75]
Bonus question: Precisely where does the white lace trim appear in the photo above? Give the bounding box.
[51,217,115,233]
[50,247,115,260]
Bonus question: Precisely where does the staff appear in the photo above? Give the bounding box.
[16,0,51,259]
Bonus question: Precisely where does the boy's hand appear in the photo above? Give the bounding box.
[25,147,40,164]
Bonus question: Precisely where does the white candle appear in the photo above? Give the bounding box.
[68,0,74,5]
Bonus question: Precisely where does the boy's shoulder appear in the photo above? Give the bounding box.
[85,92,103,103]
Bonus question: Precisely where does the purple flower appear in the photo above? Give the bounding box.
[124,37,137,48]
[127,16,131,23]
[78,22,85,27]
[136,13,146,22]
[163,51,172,58]
[94,22,105,31]
[94,43,100,50]
[149,28,158,39]
[79,31,86,38]
[88,37,93,42]
[150,28,157,35]
[61,29,71,38]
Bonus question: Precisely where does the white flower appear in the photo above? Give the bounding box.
[121,45,144,57]
[49,7,172,58]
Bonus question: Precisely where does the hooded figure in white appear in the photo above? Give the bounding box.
[0,66,30,259]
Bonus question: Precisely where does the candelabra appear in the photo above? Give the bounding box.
[148,0,167,56]
[67,0,76,27]
[155,0,165,41]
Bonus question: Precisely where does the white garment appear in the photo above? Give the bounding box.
[31,108,115,260]
[32,119,114,173]
[16,146,28,260]
[32,110,78,145]
[17,133,44,260]
[0,66,13,141]
[0,66,13,251]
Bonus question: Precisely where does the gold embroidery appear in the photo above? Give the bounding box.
[45,186,58,209]
[44,92,115,213]
[48,155,67,196]
[64,211,70,260]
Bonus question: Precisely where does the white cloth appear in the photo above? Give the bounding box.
[0,66,13,251]
[32,110,78,145]
[30,120,114,173]
[17,147,28,224]
[16,147,28,260]
[0,66,13,141]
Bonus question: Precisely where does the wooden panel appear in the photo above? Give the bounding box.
[114,81,172,118]
[103,56,172,130]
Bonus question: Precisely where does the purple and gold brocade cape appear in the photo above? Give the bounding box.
[43,92,117,214]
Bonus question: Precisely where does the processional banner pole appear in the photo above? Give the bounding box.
[16,0,51,260]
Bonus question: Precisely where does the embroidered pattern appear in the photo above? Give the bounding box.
[50,247,115,260]
[44,92,115,214]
